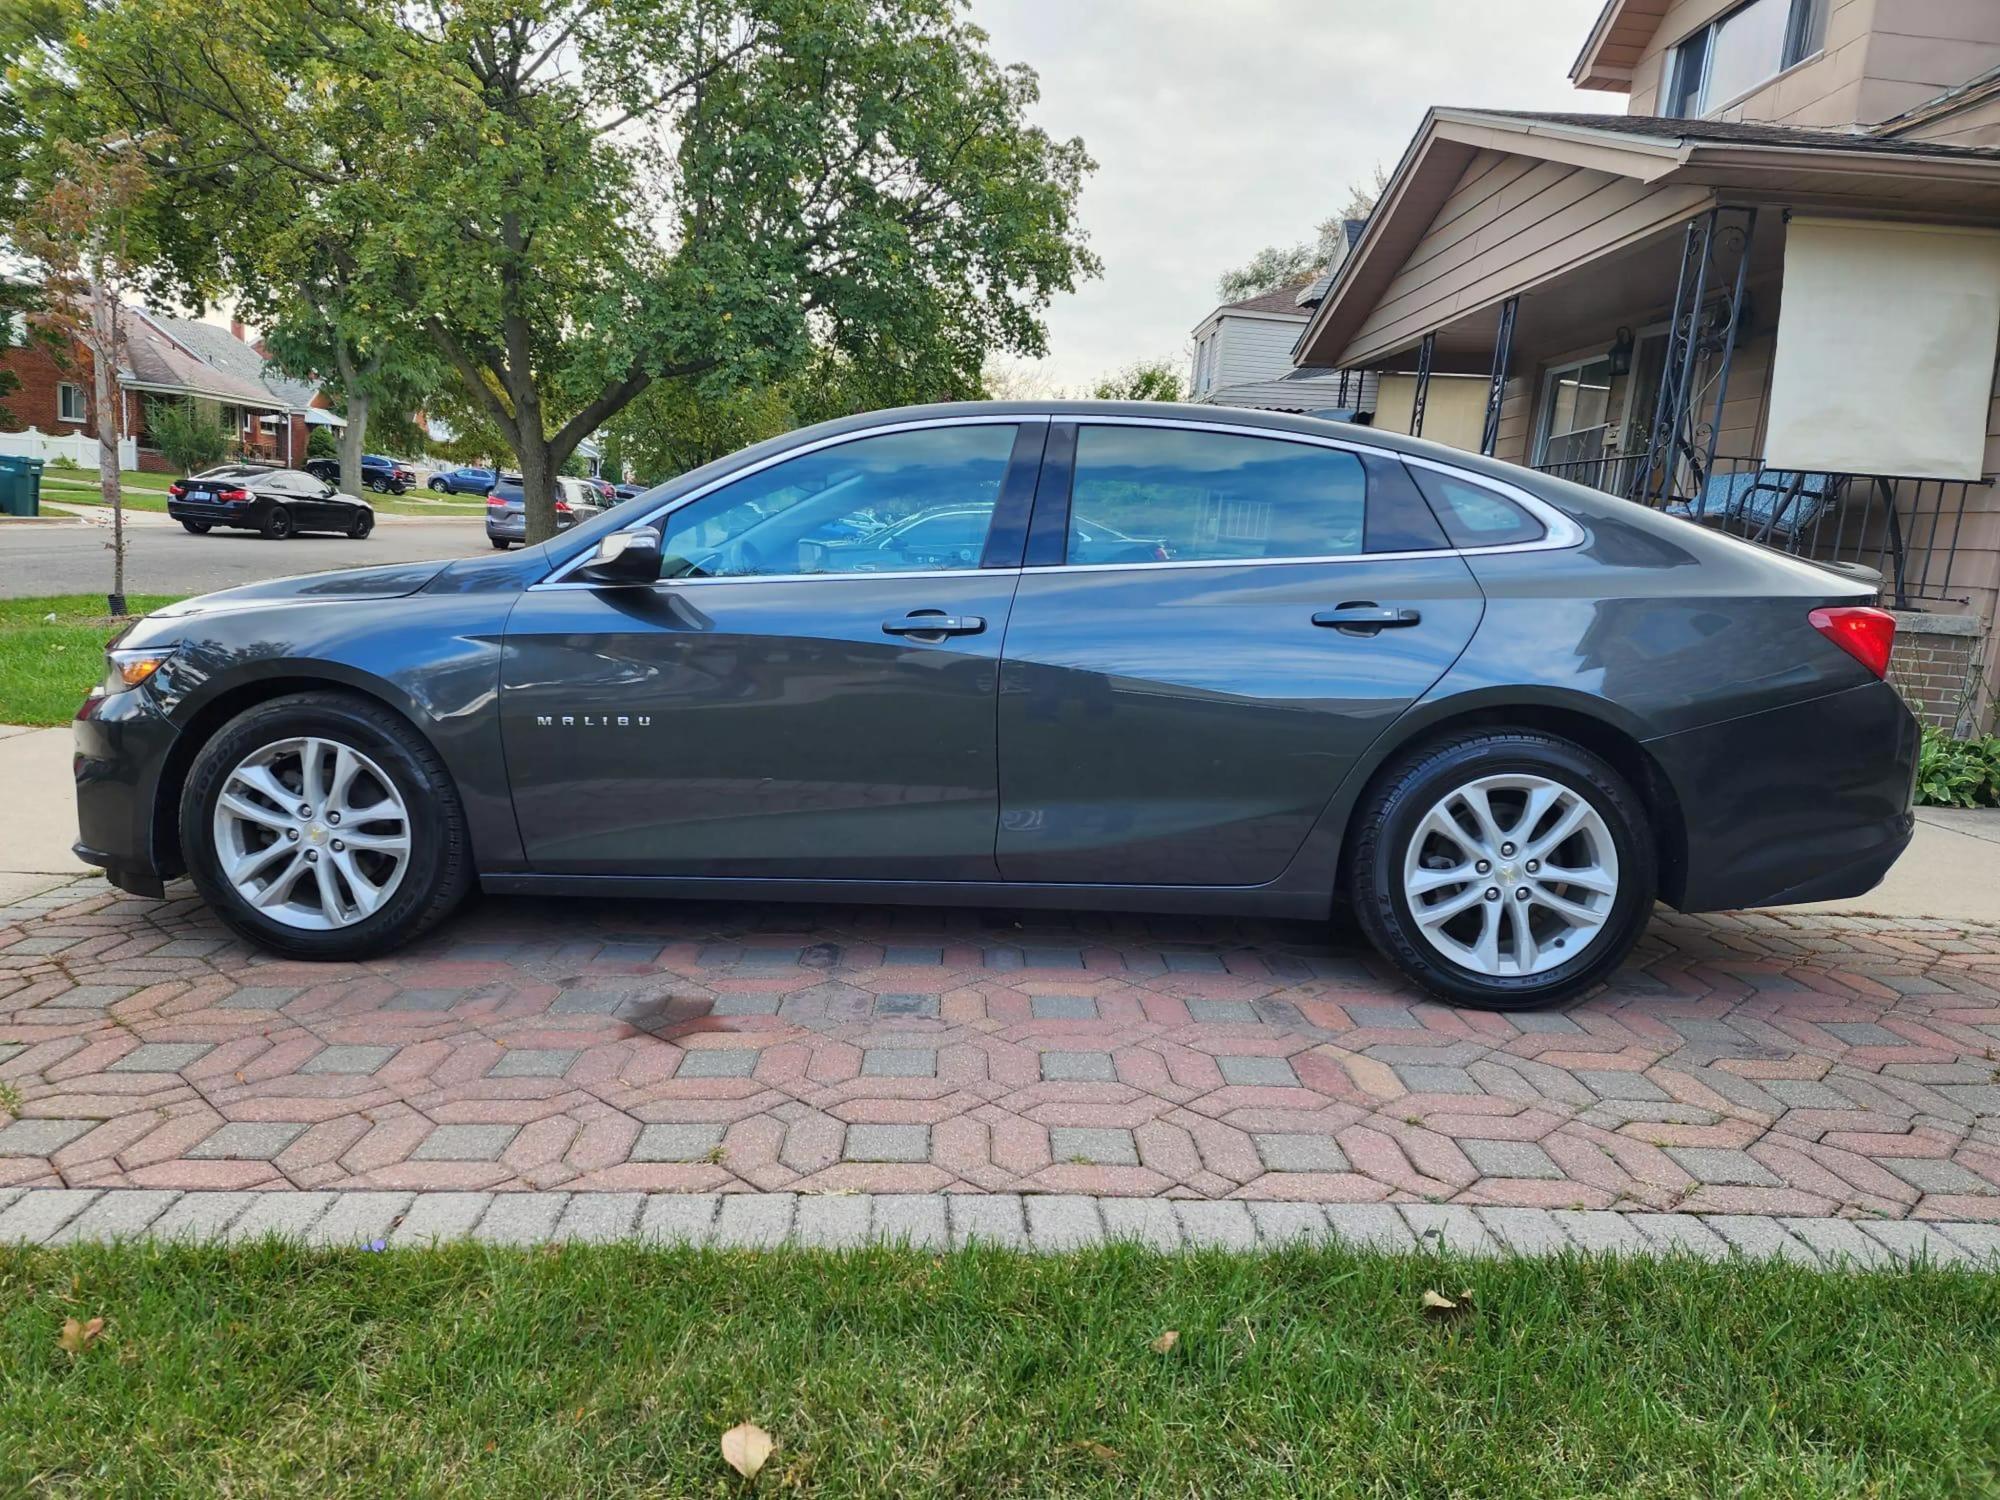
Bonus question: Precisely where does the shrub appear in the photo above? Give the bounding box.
[146,397,233,474]
[1916,724,2000,808]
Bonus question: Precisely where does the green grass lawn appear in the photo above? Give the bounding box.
[0,594,180,726]
[1,1241,1995,1497]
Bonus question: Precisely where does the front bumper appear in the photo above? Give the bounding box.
[1648,678,1919,913]
[72,684,182,898]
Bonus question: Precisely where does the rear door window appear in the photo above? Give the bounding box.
[1406,465,1547,548]
[1063,426,1448,565]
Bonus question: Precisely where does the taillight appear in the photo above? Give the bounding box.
[554,500,572,513]
[217,487,252,503]
[487,495,507,508]
[168,481,186,498]
[1809,605,1896,679]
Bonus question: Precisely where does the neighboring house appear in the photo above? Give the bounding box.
[1291,0,2000,734]
[0,305,340,472]
[1189,220,1384,417]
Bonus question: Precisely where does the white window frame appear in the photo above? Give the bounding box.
[1663,0,1826,119]
[57,382,87,424]
[1532,354,1617,466]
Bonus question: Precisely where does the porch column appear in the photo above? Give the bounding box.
[1410,333,1436,438]
[1479,296,1518,457]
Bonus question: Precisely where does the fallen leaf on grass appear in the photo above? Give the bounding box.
[722,1421,775,1478]
[1149,1329,1179,1354]
[1062,1440,1121,1466]
[1420,1289,1475,1322]
[58,1316,104,1355]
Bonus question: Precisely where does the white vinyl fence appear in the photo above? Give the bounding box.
[0,426,139,470]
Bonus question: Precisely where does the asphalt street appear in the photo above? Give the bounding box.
[0,516,496,598]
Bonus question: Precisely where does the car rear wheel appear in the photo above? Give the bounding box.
[180,692,471,959]
[261,506,293,540]
[348,510,374,539]
[181,519,210,535]
[490,538,510,550]
[1348,729,1655,1011]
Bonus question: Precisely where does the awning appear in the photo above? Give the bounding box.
[302,408,348,428]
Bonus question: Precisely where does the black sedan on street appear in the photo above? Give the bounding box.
[166,464,375,540]
[76,403,1918,1009]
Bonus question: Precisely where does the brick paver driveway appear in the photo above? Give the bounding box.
[3,875,1998,1220]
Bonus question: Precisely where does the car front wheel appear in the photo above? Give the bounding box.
[348,510,374,539]
[429,478,448,491]
[1348,729,1655,1011]
[180,692,472,959]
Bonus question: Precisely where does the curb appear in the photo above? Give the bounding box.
[1,1187,1995,1266]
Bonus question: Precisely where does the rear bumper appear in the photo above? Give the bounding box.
[167,501,253,525]
[1648,678,1919,913]
[72,685,182,897]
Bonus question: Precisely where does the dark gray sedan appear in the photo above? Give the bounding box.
[72,403,1917,1009]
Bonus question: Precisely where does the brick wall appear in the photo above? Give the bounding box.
[1888,612,1987,733]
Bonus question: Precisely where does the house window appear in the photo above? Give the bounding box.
[1534,356,1616,468]
[57,383,87,424]
[1664,0,1826,118]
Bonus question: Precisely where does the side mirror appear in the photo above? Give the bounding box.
[574,529,661,586]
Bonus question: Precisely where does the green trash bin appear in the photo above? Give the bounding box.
[0,455,44,517]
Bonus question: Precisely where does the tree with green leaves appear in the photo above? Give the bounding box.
[1217,166,1387,302]
[1091,358,1185,402]
[49,0,1097,542]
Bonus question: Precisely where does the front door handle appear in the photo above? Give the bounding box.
[1312,603,1422,634]
[883,611,986,637]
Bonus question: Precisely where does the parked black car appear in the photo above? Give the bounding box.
[166,464,375,540]
[483,474,606,549]
[428,465,497,496]
[77,403,1918,1009]
[305,454,414,494]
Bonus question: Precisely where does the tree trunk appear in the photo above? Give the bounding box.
[331,342,369,497]
[336,393,370,498]
[518,422,560,545]
[89,281,126,616]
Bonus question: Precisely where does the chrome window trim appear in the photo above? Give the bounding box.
[536,415,1045,588]
[531,410,1584,591]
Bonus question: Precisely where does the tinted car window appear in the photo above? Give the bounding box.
[1066,427,1366,564]
[1407,466,1547,548]
[656,424,1019,579]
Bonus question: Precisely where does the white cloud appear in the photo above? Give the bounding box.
[970,0,1620,386]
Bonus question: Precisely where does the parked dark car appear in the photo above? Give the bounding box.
[166,464,374,540]
[612,482,650,502]
[76,403,1918,1010]
[483,474,605,549]
[584,475,618,505]
[428,465,497,496]
[304,454,414,494]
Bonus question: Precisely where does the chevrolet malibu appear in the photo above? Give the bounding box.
[72,403,1918,1010]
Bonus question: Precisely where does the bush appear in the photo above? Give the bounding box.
[145,398,233,474]
[307,425,338,460]
[1916,724,2000,808]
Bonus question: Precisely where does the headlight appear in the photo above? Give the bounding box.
[100,644,177,696]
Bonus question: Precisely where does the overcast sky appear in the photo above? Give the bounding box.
[971,0,1620,388]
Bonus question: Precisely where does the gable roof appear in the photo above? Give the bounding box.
[150,314,323,411]
[1217,281,1320,317]
[119,312,287,409]
[1571,0,1675,92]
[1292,106,2000,370]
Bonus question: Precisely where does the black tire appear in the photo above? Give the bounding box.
[489,538,511,550]
[428,478,448,492]
[179,692,472,959]
[180,519,211,535]
[367,478,388,493]
[348,510,374,539]
[261,506,294,540]
[1347,729,1656,1011]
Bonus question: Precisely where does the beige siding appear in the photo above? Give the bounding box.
[1628,0,2000,130]
[1343,154,1709,367]
[1899,90,2000,146]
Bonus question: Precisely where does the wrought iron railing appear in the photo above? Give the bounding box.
[1532,451,1991,609]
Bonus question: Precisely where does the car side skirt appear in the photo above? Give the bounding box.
[478,873,1332,919]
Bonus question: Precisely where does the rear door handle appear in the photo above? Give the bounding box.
[883,611,986,637]
[1313,603,1422,632]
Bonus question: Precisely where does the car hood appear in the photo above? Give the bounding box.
[151,559,455,620]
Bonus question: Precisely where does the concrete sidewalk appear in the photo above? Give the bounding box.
[7,721,1996,922]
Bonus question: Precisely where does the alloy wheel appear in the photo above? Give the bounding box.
[1400,773,1619,978]
[211,736,412,930]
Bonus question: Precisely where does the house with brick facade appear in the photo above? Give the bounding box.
[1292,0,2000,735]
[0,303,338,472]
